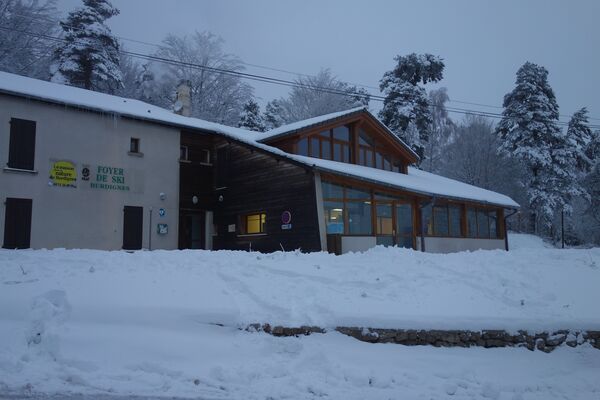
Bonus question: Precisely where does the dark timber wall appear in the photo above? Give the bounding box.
[212,141,322,253]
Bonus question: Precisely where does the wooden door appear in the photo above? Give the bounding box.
[178,212,205,249]
[3,198,32,249]
[123,206,143,250]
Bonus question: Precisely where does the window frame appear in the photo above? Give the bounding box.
[239,212,267,235]
[129,137,141,154]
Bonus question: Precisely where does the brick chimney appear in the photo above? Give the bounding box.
[174,80,191,117]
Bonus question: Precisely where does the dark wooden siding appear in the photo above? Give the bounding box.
[179,131,214,211]
[212,140,322,253]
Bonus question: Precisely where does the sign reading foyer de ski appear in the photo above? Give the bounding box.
[49,159,136,192]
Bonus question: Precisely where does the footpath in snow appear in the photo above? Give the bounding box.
[0,233,599,399]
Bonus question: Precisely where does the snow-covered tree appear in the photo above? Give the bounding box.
[51,0,122,92]
[268,68,369,125]
[496,62,566,231]
[566,107,593,172]
[379,53,445,160]
[238,100,265,132]
[423,87,454,173]
[0,0,58,79]
[263,99,286,130]
[152,31,253,126]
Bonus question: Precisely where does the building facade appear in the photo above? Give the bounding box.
[0,72,519,253]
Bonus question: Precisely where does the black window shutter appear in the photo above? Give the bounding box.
[8,118,36,170]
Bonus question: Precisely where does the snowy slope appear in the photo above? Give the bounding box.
[0,237,599,399]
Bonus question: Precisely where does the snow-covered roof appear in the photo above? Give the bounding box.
[255,107,365,140]
[287,155,520,208]
[255,107,420,160]
[0,71,518,209]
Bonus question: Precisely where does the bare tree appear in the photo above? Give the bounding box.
[0,0,58,79]
[152,31,253,126]
[272,68,369,124]
[423,87,454,173]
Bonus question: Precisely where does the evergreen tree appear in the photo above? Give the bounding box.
[263,99,286,130]
[51,0,122,93]
[238,100,266,132]
[496,62,565,231]
[566,107,593,172]
[379,53,444,161]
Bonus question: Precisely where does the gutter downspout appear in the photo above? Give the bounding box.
[419,197,435,252]
[503,209,518,251]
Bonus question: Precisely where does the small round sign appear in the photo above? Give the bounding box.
[281,210,292,224]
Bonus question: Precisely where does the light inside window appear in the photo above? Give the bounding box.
[246,213,266,234]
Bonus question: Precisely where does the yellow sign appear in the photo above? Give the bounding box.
[49,160,77,188]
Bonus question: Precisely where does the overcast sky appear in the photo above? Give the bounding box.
[57,0,600,126]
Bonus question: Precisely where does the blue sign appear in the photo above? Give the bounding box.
[159,208,166,217]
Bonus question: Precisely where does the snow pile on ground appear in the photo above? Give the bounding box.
[0,234,599,399]
[508,232,556,250]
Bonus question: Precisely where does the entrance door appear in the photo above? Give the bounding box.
[395,203,414,248]
[178,212,205,249]
[3,198,32,249]
[123,206,143,250]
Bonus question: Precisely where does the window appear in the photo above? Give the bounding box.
[242,213,266,234]
[297,138,308,156]
[376,204,393,235]
[324,201,344,233]
[347,201,372,234]
[130,137,140,153]
[8,118,36,170]
[424,203,464,237]
[449,205,462,237]
[199,149,211,164]
[466,207,501,238]
[180,145,189,161]
[433,206,449,236]
[467,208,478,238]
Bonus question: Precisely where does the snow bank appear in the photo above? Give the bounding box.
[0,238,599,398]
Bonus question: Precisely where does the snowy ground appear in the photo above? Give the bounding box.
[0,233,599,399]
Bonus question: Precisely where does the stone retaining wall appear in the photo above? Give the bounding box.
[245,324,600,353]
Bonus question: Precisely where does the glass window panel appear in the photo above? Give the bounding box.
[478,210,489,238]
[377,236,394,247]
[321,140,331,160]
[422,205,433,235]
[246,213,265,234]
[397,235,413,249]
[359,129,374,147]
[433,206,449,236]
[392,163,400,173]
[343,144,350,163]
[324,201,344,234]
[396,204,413,235]
[383,156,391,170]
[310,137,320,157]
[489,210,498,238]
[322,181,344,199]
[449,205,462,237]
[467,208,477,238]
[320,130,330,138]
[297,138,308,156]
[375,152,383,169]
[366,150,374,167]
[347,201,372,234]
[346,186,371,199]
[333,126,350,141]
[376,204,393,235]
[333,143,342,161]
[359,149,365,165]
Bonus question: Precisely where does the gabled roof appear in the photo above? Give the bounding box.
[0,71,518,209]
[255,107,420,161]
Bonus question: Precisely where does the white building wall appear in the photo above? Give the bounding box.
[0,95,180,250]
